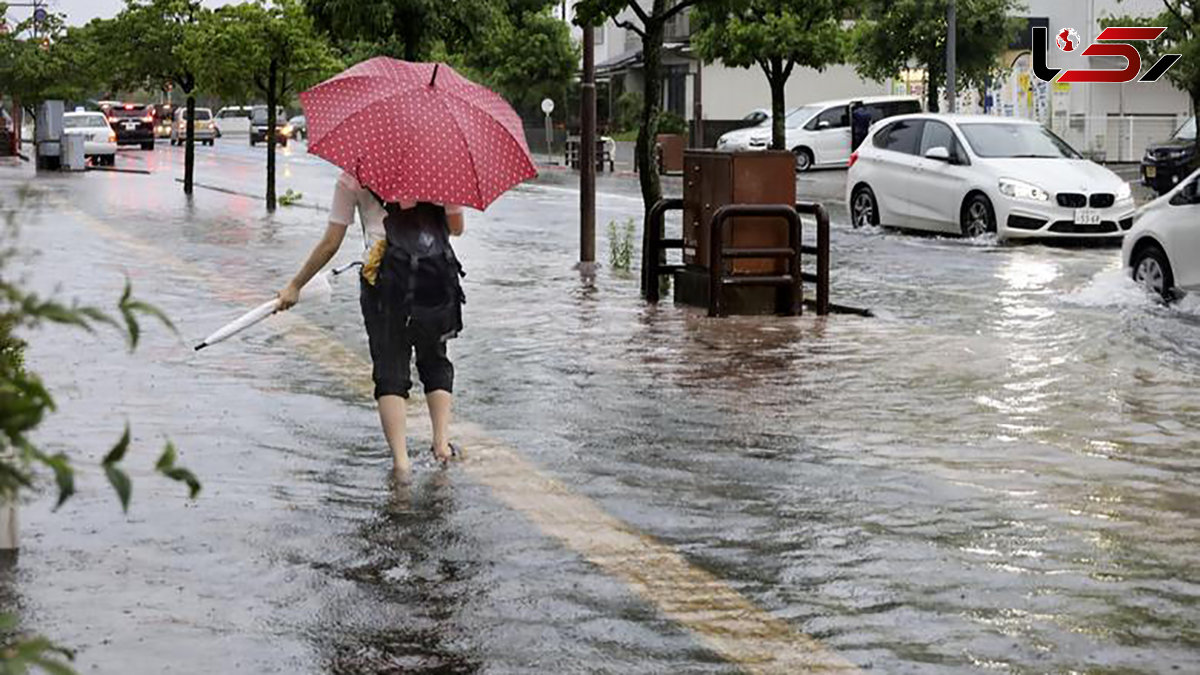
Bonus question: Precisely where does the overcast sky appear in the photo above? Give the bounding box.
[5,0,236,26]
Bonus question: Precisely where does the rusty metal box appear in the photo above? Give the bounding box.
[682,150,795,274]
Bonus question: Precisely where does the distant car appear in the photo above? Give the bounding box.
[718,95,922,171]
[1141,116,1196,196]
[63,111,117,166]
[170,107,216,146]
[152,103,176,138]
[213,106,252,137]
[105,103,155,150]
[847,114,1135,240]
[1123,166,1200,300]
[249,106,291,146]
[288,114,306,140]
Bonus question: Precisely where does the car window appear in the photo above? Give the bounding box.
[807,106,848,131]
[1171,116,1196,141]
[65,115,107,128]
[109,106,150,118]
[890,100,922,117]
[784,105,821,129]
[958,123,1080,158]
[875,119,925,155]
[919,121,956,156]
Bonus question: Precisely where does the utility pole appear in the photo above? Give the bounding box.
[946,0,957,113]
[581,25,597,267]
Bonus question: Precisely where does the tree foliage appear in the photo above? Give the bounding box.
[185,0,342,210]
[694,0,848,150]
[0,7,106,109]
[852,0,1021,112]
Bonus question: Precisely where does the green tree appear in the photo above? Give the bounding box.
[1105,3,1200,125]
[0,7,106,117]
[574,0,703,214]
[0,189,200,673]
[693,0,848,151]
[304,0,487,61]
[852,0,1020,112]
[104,0,210,196]
[186,0,342,211]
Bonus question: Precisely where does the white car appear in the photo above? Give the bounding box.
[847,114,1135,240]
[63,111,117,166]
[1123,167,1200,299]
[213,106,252,136]
[170,107,216,146]
[716,95,921,171]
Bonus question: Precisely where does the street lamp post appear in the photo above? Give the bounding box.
[581,25,597,268]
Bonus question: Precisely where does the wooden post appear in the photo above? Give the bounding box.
[692,59,704,148]
[581,25,597,265]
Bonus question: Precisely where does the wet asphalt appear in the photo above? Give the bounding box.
[0,138,1197,674]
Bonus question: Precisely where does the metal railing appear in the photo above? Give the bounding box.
[643,199,841,317]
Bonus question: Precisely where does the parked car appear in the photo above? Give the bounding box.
[213,106,252,136]
[847,114,1135,240]
[1140,116,1196,195]
[717,95,922,171]
[170,107,216,146]
[152,103,176,138]
[1123,166,1200,300]
[105,103,155,150]
[288,114,307,140]
[249,106,291,146]
[63,111,117,166]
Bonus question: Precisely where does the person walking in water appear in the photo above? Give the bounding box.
[277,171,465,480]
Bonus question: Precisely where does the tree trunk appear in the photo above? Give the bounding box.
[769,64,787,151]
[925,60,941,113]
[266,59,278,212]
[184,93,196,196]
[636,14,665,216]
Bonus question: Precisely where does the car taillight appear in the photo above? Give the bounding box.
[142,115,153,123]
[108,132,116,143]
[848,151,859,168]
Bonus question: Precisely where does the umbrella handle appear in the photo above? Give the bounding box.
[331,260,363,277]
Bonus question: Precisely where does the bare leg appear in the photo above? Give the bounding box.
[427,390,453,463]
[377,395,411,481]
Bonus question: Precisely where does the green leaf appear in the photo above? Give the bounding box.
[156,442,201,499]
[122,300,178,335]
[102,424,130,466]
[104,465,131,513]
[75,306,120,331]
[30,450,75,511]
[119,306,140,352]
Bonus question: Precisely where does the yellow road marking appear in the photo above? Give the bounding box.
[63,204,859,674]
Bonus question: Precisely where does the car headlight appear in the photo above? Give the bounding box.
[998,178,1050,202]
[1116,181,1132,201]
[281,124,293,136]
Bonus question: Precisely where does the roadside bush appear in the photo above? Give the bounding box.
[657,110,688,136]
[615,91,643,133]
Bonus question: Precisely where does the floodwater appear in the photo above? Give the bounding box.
[0,139,1197,674]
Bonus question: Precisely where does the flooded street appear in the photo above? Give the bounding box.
[1,140,1198,673]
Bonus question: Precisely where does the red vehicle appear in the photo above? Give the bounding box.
[106,103,156,150]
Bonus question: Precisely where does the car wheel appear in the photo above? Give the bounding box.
[1132,243,1175,301]
[851,185,879,228]
[960,194,995,238]
[141,141,153,151]
[793,147,814,172]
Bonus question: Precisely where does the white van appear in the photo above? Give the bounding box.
[717,95,922,171]
[213,106,252,137]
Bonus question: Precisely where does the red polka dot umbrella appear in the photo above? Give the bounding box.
[300,57,537,211]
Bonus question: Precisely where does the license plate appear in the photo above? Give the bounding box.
[123,123,137,130]
[1074,208,1101,225]
[1145,166,1157,178]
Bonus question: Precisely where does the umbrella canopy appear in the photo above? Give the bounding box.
[300,57,537,211]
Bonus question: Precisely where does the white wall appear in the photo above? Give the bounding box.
[699,63,890,119]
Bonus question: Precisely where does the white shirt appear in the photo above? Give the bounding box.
[328,171,463,259]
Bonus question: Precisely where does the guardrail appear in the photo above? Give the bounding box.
[643,200,853,317]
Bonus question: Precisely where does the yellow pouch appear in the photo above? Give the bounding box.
[362,239,386,286]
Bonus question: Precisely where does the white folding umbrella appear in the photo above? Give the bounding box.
[194,261,361,351]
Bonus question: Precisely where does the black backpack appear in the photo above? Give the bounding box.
[375,200,465,341]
